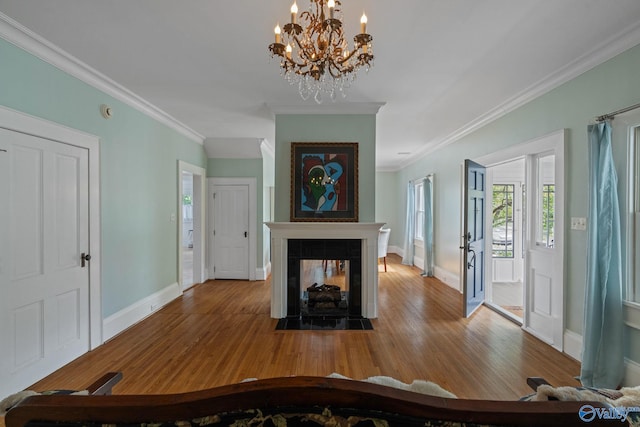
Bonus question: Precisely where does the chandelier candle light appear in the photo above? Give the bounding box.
[269,0,374,103]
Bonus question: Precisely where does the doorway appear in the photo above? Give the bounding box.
[486,158,525,323]
[0,106,101,396]
[470,129,565,351]
[181,172,195,288]
[178,161,205,292]
[208,177,257,281]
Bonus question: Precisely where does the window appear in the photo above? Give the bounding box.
[414,181,424,240]
[492,184,514,258]
[535,154,555,248]
[629,125,640,302]
[540,184,555,248]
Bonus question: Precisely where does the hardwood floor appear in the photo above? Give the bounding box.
[25,254,581,400]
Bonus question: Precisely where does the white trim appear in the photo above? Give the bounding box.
[0,104,103,350]
[392,20,640,172]
[563,329,583,362]
[475,129,567,167]
[413,255,425,271]
[266,102,385,115]
[103,283,181,342]
[0,13,204,145]
[256,262,271,281]
[388,245,403,255]
[624,358,640,387]
[178,161,207,292]
[209,178,258,281]
[473,129,566,352]
[434,266,461,292]
[541,331,640,386]
[265,222,385,318]
[624,301,640,330]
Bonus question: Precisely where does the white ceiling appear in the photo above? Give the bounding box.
[1,1,640,170]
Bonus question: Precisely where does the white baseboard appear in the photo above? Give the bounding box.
[103,282,181,342]
[256,262,271,280]
[434,266,461,291]
[624,358,640,386]
[388,245,403,256]
[562,330,640,386]
[563,330,582,362]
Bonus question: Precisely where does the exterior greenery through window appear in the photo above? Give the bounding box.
[629,125,640,302]
[414,182,424,240]
[492,184,514,258]
[541,184,555,248]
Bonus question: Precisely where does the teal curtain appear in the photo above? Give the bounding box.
[422,175,434,277]
[580,121,624,388]
[401,181,415,265]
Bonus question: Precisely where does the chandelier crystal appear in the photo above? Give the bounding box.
[268,0,374,103]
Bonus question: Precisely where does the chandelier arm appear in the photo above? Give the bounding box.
[341,48,359,64]
[328,64,342,79]
[292,35,315,65]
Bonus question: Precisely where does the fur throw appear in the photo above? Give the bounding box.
[327,372,457,398]
[1,389,88,416]
[0,390,38,416]
[532,384,640,407]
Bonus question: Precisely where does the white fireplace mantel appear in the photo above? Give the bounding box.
[265,222,386,319]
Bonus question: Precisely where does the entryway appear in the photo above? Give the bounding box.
[486,158,525,323]
[178,161,205,292]
[462,130,565,351]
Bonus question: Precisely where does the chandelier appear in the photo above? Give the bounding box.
[268,0,374,103]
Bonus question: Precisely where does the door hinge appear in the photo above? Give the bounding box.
[213,193,216,199]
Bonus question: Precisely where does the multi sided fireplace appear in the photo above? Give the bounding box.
[266,222,385,319]
[287,239,361,318]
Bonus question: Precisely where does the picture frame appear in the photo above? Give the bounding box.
[290,142,358,222]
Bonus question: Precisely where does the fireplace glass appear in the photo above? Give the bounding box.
[300,260,349,316]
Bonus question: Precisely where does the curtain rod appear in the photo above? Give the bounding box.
[411,173,434,184]
[596,102,640,122]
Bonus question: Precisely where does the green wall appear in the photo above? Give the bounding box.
[0,38,208,317]
[274,114,376,222]
[375,171,400,241]
[393,43,640,361]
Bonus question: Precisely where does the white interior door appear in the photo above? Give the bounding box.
[524,152,564,350]
[0,128,90,396]
[212,184,250,279]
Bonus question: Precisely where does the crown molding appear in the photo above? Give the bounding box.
[267,102,385,115]
[0,12,205,144]
[390,19,640,172]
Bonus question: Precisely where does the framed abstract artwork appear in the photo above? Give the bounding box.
[290,142,358,222]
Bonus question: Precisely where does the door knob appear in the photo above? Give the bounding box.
[81,253,91,268]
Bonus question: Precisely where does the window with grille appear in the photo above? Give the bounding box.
[415,181,424,241]
[492,184,514,258]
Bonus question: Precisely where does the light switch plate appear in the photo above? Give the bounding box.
[571,217,587,230]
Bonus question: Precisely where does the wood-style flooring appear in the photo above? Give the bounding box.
[25,254,581,400]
